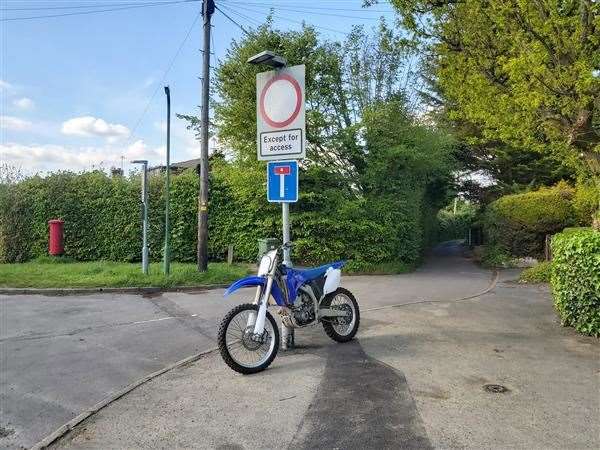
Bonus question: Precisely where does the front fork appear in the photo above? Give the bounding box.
[247,276,274,335]
[247,276,294,349]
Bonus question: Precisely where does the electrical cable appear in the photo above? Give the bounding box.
[222,3,352,35]
[1,1,195,12]
[221,2,385,20]
[222,1,392,13]
[217,3,264,28]
[214,5,253,37]
[1,0,198,22]
[125,9,201,147]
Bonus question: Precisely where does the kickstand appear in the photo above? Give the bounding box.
[281,324,295,351]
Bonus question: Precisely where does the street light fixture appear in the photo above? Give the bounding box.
[132,159,149,275]
[247,50,287,68]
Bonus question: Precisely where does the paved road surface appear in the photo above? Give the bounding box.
[0,241,489,449]
[2,242,598,449]
[51,268,598,450]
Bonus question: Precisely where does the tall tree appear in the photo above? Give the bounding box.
[211,19,416,185]
[382,0,599,172]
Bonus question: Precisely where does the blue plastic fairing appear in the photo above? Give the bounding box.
[223,275,285,306]
[284,261,345,304]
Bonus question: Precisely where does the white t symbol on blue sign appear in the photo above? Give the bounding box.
[267,160,298,203]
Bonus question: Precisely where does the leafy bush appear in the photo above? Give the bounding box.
[573,182,599,226]
[436,200,477,242]
[480,244,512,268]
[484,182,575,257]
[551,228,600,337]
[519,261,552,283]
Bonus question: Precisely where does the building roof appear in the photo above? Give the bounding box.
[149,158,201,172]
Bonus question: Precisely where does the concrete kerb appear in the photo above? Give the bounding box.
[30,347,219,450]
[0,284,230,297]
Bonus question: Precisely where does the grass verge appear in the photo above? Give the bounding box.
[0,258,252,289]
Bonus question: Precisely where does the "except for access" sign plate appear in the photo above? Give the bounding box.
[256,65,306,161]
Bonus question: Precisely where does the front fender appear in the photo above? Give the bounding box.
[223,275,286,306]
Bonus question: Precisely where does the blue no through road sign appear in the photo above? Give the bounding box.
[267,160,298,203]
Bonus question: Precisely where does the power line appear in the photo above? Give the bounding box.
[222,1,392,13]
[0,1,192,11]
[223,3,351,35]
[222,2,389,19]
[125,9,201,146]
[1,0,198,22]
[215,5,253,37]
[218,3,263,28]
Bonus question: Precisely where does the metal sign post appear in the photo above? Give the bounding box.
[255,62,306,267]
[132,160,149,274]
[267,161,299,266]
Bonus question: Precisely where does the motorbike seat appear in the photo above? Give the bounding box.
[290,261,345,281]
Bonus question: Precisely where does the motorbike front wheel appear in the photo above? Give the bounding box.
[217,303,280,374]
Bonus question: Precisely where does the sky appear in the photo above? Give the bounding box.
[0,0,398,175]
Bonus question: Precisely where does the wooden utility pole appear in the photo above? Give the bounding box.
[197,0,214,271]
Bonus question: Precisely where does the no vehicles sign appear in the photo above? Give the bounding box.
[256,64,306,161]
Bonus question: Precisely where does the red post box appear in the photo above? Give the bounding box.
[48,219,64,256]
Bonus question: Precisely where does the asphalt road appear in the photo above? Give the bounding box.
[50,267,598,450]
[2,242,598,449]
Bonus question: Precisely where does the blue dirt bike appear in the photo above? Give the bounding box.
[218,242,360,374]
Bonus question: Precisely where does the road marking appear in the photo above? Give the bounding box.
[131,317,176,325]
[1,314,202,343]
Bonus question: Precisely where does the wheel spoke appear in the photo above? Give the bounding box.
[223,308,276,369]
[328,293,355,336]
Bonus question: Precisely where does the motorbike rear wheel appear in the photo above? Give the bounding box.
[218,303,280,374]
[321,287,360,342]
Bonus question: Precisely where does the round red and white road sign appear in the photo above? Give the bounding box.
[259,73,302,128]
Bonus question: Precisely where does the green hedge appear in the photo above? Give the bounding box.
[484,183,576,257]
[0,161,443,269]
[573,182,600,226]
[436,201,477,242]
[551,228,600,337]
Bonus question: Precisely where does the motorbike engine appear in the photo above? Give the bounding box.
[291,292,316,326]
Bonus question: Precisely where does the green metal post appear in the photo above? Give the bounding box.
[163,86,171,275]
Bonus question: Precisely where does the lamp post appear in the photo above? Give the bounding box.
[132,160,149,275]
[163,85,171,275]
[247,51,292,267]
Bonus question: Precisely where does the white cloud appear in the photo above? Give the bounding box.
[0,115,32,131]
[0,80,12,91]
[13,97,35,110]
[124,140,166,160]
[61,116,130,142]
[1,140,165,173]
